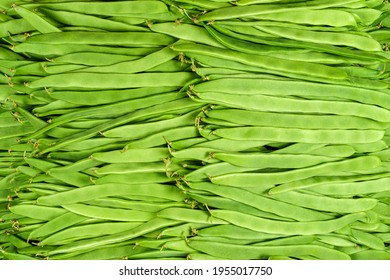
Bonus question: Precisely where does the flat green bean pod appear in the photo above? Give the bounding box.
[188,240,350,260]
[211,210,366,235]
[212,156,382,189]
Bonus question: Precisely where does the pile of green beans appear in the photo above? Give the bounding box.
[1,0,390,260]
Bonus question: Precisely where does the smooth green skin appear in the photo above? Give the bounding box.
[125,126,199,149]
[308,177,390,196]
[171,147,221,163]
[48,170,93,187]
[25,31,175,46]
[14,42,159,58]
[37,99,202,155]
[63,244,147,260]
[24,92,187,143]
[350,250,390,260]
[39,8,148,32]
[0,18,35,38]
[212,156,381,190]
[40,222,143,246]
[172,43,348,80]
[150,23,224,48]
[28,212,87,240]
[78,46,177,74]
[197,224,283,241]
[194,138,268,152]
[188,182,333,221]
[212,210,366,235]
[49,86,178,106]
[349,229,385,250]
[37,183,185,206]
[46,218,181,255]
[85,198,188,213]
[184,162,258,181]
[188,191,295,222]
[212,125,384,144]
[271,191,377,213]
[188,240,350,260]
[62,204,155,222]
[95,172,174,184]
[157,222,210,238]
[257,25,381,51]
[94,162,179,176]
[214,152,340,169]
[14,5,61,34]
[209,23,387,64]
[103,110,199,138]
[9,205,67,221]
[157,207,228,225]
[52,52,141,66]
[253,171,390,196]
[199,0,362,21]
[194,92,390,123]
[28,72,196,89]
[92,148,170,163]
[194,78,390,111]
[21,1,169,16]
[248,9,357,27]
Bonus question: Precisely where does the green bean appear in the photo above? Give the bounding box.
[349,229,385,250]
[49,86,178,106]
[188,191,294,221]
[94,162,178,176]
[194,78,390,110]
[95,172,173,184]
[188,240,350,260]
[39,8,148,32]
[188,182,333,221]
[272,191,377,213]
[21,1,169,17]
[40,222,143,246]
[212,126,384,144]
[9,205,66,221]
[250,9,357,27]
[37,183,185,206]
[150,23,224,48]
[14,42,159,58]
[102,110,198,139]
[308,178,390,196]
[124,126,199,149]
[256,25,381,51]
[85,198,188,213]
[92,148,170,163]
[0,18,35,38]
[350,250,390,260]
[62,204,154,222]
[28,212,87,240]
[65,244,147,260]
[157,207,228,224]
[185,162,257,181]
[215,152,341,169]
[14,5,61,34]
[79,46,177,74]
[172,42,348,80]
[210,23,386,63]
[199,0,364,21]
[212,210,366,235]
[46,218,181,255]
[25,31,174,46]
[28,72,195,89]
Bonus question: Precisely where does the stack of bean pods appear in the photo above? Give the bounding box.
[1,0,390,260]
